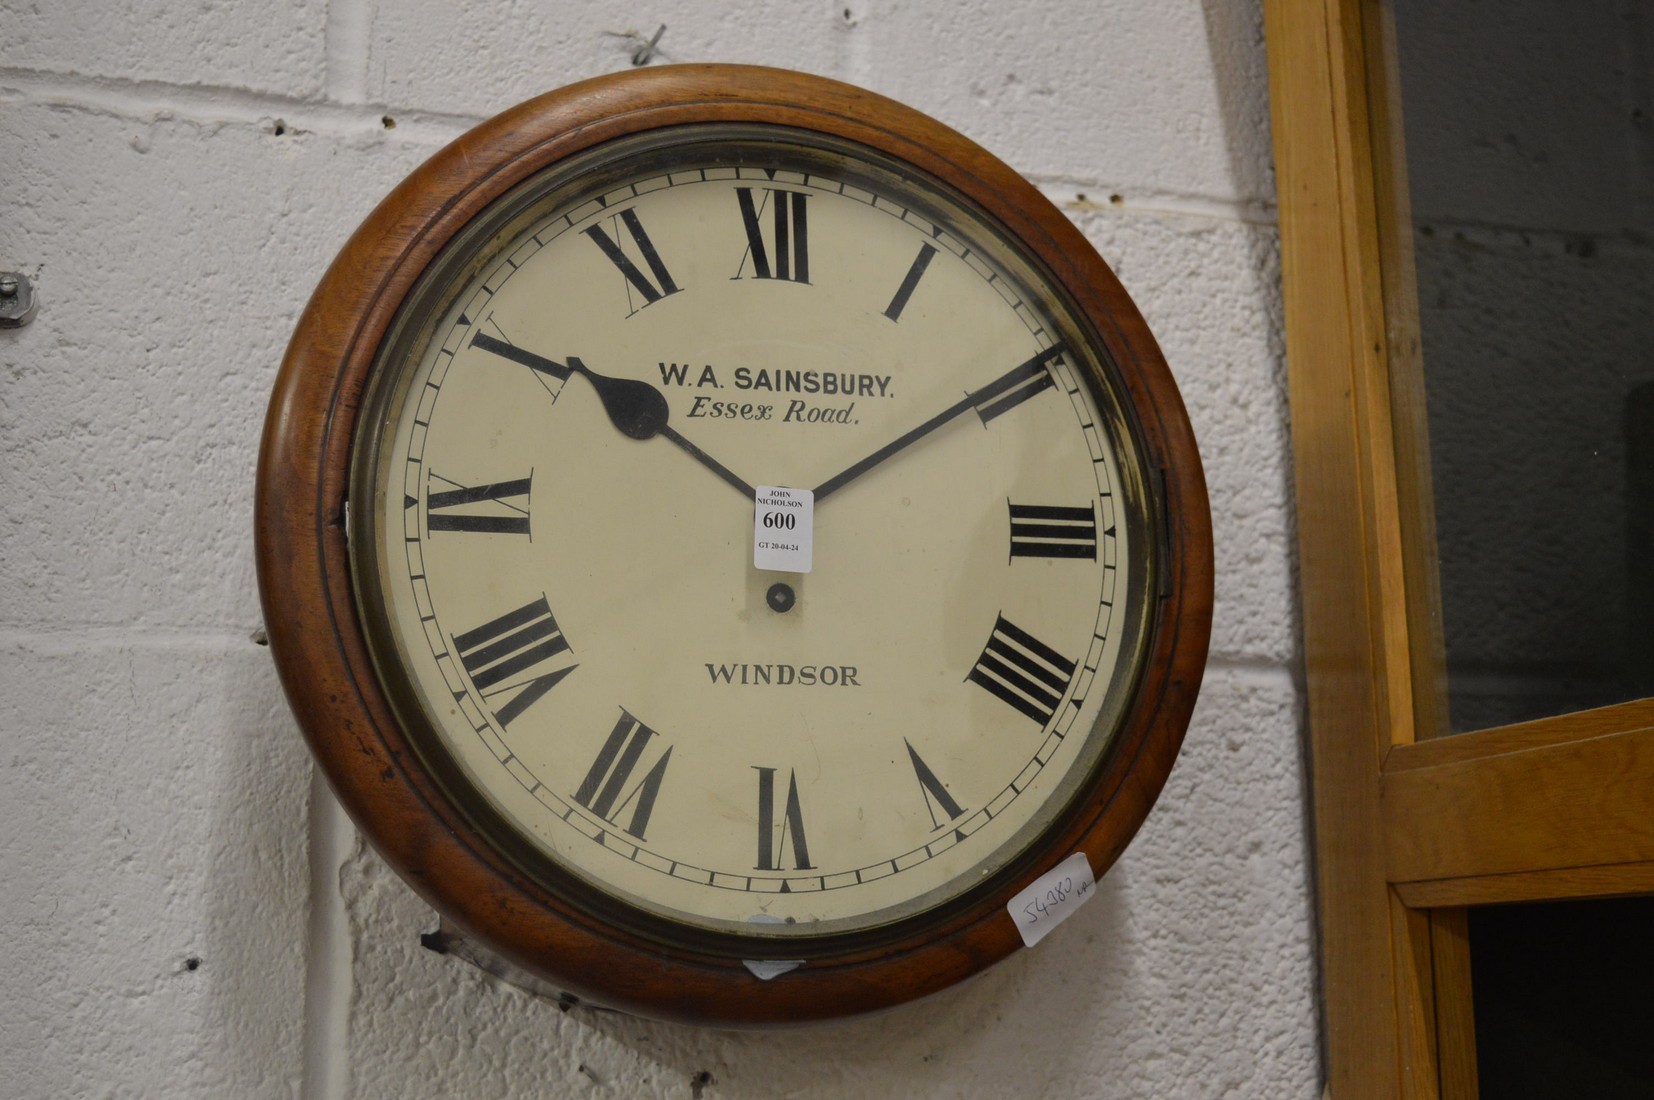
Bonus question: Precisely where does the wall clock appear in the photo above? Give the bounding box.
[257,64,1211,1025]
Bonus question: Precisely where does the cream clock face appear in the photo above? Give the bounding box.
[352,128,1154,944]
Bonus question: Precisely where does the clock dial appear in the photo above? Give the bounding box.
[351,129,1155,944]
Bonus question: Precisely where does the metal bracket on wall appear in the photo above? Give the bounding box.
[0,272,37,328]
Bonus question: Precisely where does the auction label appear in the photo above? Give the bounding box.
[1008,852,1096,947]
[753,486,813,573]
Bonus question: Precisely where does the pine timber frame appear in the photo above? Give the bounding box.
[1265,1,1654,1095]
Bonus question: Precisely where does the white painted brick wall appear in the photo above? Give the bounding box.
[0,2,1316,1096]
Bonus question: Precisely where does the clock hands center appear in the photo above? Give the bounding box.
[564,355,759,500]
[812,343,1066,503]
[470,334,756,499]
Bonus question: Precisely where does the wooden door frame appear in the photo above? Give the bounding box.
[1264,0,1654,1096]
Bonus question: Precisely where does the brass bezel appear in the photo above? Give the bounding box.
[346,124,1160,959]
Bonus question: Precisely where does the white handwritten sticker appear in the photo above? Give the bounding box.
[1008,852,1097,947]
[753,485,813,573]
[743,913,804,979]
[742,957,804,980]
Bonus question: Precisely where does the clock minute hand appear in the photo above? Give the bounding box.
[471,334,756,499]
[812,344,1067,503]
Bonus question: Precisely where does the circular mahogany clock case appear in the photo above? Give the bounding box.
[256,64,1211,1026]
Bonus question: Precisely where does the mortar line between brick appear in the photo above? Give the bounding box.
[1203,656,1302,691]
[0,66,479,143]
[301,775,353,1100]
[1030,178,1279,227]
[324,0,372,104]
[1,67,1275,223]
[835,0,871,86]
[0,625,263,651]
[0,626,1302,678]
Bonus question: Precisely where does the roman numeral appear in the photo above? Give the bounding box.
[883,243,938,321]
[426,472,532,535]
[469,332,575,409]
[1008,503,1098,560]
[572,710,672,840]
[583,208,681,315]
[971,344,1064,424]
[452,596,574,726]
[734,187,810,283]
[753,766,813,871]
[967,615,1077,726]
[906,740,966,830]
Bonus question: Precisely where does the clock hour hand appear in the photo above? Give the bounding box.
[471,334,756,499]
[561,355,759,500]
[812,343,1066,503]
